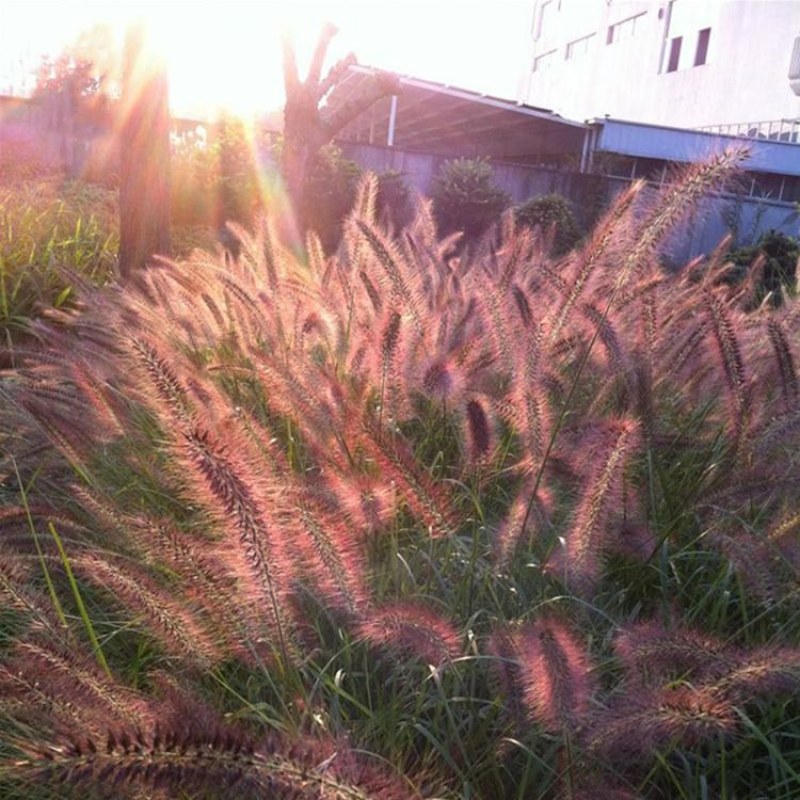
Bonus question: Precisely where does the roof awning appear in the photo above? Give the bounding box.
[591,118,800,177]
[330,66,588,164]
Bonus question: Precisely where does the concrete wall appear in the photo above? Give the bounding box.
[341,141,798,262]
[341,141,598,205]
[523,0,800,128]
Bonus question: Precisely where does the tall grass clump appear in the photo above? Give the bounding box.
[0,177,117,348]
[1,150,800,799]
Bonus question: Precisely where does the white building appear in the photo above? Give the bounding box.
[522,0,800,131]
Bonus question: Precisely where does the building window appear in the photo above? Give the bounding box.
[790,36,800,81]
[750,172,785,200]
[535,0,555,40]
[596,153,638,180]
[533,49,557,72]
[607,12,647,45]
[782,175,800,203]
[633,157,670,185]
[667,36,682,72]
[566,33,595,60]
[694,27,711,66]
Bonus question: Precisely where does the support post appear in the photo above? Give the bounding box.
[579,126,591,173]
[387,94,398,147]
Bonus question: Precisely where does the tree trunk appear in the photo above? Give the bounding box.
[281,25,400,241]
[118,23,171,281]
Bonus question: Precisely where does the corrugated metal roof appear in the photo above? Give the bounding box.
[331,65,588,163]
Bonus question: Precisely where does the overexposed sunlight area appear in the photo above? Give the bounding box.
[2,0,533,117]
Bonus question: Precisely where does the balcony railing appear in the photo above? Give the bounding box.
[696,118,800,144]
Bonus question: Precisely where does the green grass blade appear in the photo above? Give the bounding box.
[12,458,68,630]
[48,521,111,678]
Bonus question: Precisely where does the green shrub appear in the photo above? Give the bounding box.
[431,157,510,242]
[169,137,218,229]
[375,168,413,230]
[301,144,362,252]
[171,120,260,231]
[727,229,799,307]
[216,116,261,228]
[515,192,582,254]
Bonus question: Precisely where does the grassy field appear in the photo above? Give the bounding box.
[0,138,219,353]
[0,176,117,345]
[0,152,799,799]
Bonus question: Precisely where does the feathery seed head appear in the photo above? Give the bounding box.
[518,617,594,732]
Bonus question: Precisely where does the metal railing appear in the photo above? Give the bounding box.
[696,118,800,143]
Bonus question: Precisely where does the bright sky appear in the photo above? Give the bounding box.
[1,1,534,118]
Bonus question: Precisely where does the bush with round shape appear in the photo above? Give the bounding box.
[515,193,583,255]
[431,157,510,243]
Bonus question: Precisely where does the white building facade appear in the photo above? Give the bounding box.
[522,0,800,130]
